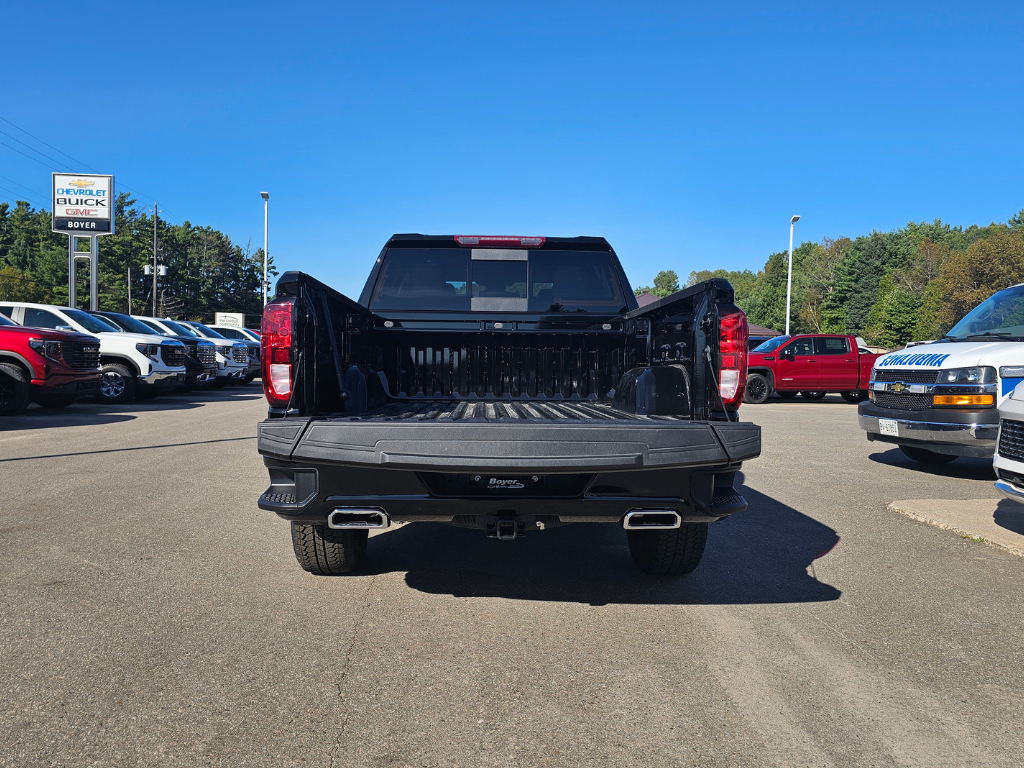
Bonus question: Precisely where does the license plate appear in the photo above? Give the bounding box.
[878,418,899,437]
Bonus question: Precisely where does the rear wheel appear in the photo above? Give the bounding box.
[899,445,957,465]
[0,362,31,416]
[743,373,770,404]
[627,523,708,576]
[97,363,136,404]
[243,373,257,384]
[290,523,368,575]
[801,391,827,400]
[776,391,798,399]
[840,390,868,403]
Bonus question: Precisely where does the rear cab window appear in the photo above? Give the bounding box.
[815,337,850,355]
[368,248,627,313]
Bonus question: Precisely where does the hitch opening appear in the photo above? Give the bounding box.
[495,519,518,540]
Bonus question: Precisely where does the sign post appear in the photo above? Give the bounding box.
[52,174,115,310]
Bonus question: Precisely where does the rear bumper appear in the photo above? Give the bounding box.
[257,416,759,527]
[257,461,748,526]
[858,402,998,458]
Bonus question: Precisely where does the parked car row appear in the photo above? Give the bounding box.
[0,302,258,414]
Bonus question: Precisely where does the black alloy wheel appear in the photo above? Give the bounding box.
[743,373,770,404]
[840,390,868,403]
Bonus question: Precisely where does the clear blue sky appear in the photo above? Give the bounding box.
[2,2,1022,297]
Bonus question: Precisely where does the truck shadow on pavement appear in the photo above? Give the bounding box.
[361,482,842,606]
[867,448,995,480]
[995,500,1024,535]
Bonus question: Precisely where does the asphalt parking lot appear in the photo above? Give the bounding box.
[2,391,1023,767]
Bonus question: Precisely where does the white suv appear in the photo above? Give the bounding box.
[132,316,248,387]
[0,302,187,403]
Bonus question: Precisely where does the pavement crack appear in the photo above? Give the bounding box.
[327,573,377,768]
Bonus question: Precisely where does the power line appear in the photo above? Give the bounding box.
[0,116,96,172]
[0,128,74,172]
[0,114,186,226]
[0,139,60,170]
[0,174,48,199]
[0,184,48,208]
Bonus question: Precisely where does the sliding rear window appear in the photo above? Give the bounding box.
[369,248,626,313]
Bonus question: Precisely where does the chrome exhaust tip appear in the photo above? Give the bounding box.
[327,508,390,530]
[623,510,681,530]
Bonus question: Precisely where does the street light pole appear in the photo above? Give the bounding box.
[785,214,801,336]
[153,201,159,317]
[261,191,270,305]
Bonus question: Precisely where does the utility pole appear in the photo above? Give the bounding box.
[785,214,801,336]
[261,191,270,305]
[127,266,132,313]
[153,201,159,316]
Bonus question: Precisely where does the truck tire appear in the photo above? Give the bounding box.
[97,363,136,404]
[801,391,826,400]
[777,391,798,399]
[743,373,770,404]
[840,390,868,403]
[627,523,708,576]
[290,523,368,575]
[899,445,957,465]
[0,362,31,416]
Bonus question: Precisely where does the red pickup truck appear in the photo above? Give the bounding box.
[0,313,101,414]
[744,334,882,404]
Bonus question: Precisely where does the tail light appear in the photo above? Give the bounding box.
[718,309,749,408]
[262,299,295,407]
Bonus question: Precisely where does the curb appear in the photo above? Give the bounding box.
[888,499,1024,559]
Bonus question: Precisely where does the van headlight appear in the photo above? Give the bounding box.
[938,366,995,384]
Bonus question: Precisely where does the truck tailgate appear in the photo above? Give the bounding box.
[259,401,760,472]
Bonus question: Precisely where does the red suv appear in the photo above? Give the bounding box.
[0,313,102,414]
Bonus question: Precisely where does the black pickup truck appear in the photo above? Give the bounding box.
[257,234,761,577]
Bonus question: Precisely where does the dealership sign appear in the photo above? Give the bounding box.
[52,174,115,235]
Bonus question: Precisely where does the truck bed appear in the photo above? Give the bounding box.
[258,399,760,473]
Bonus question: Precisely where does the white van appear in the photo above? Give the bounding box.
[859,284,1024,464]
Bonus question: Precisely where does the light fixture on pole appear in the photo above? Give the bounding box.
[261,191,270,305]
[785,214,801,337]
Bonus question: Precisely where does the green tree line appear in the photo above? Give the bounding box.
[0,194,275,323]
[642,209,1024,347]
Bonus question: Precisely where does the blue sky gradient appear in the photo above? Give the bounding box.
[2,2,1022,297]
